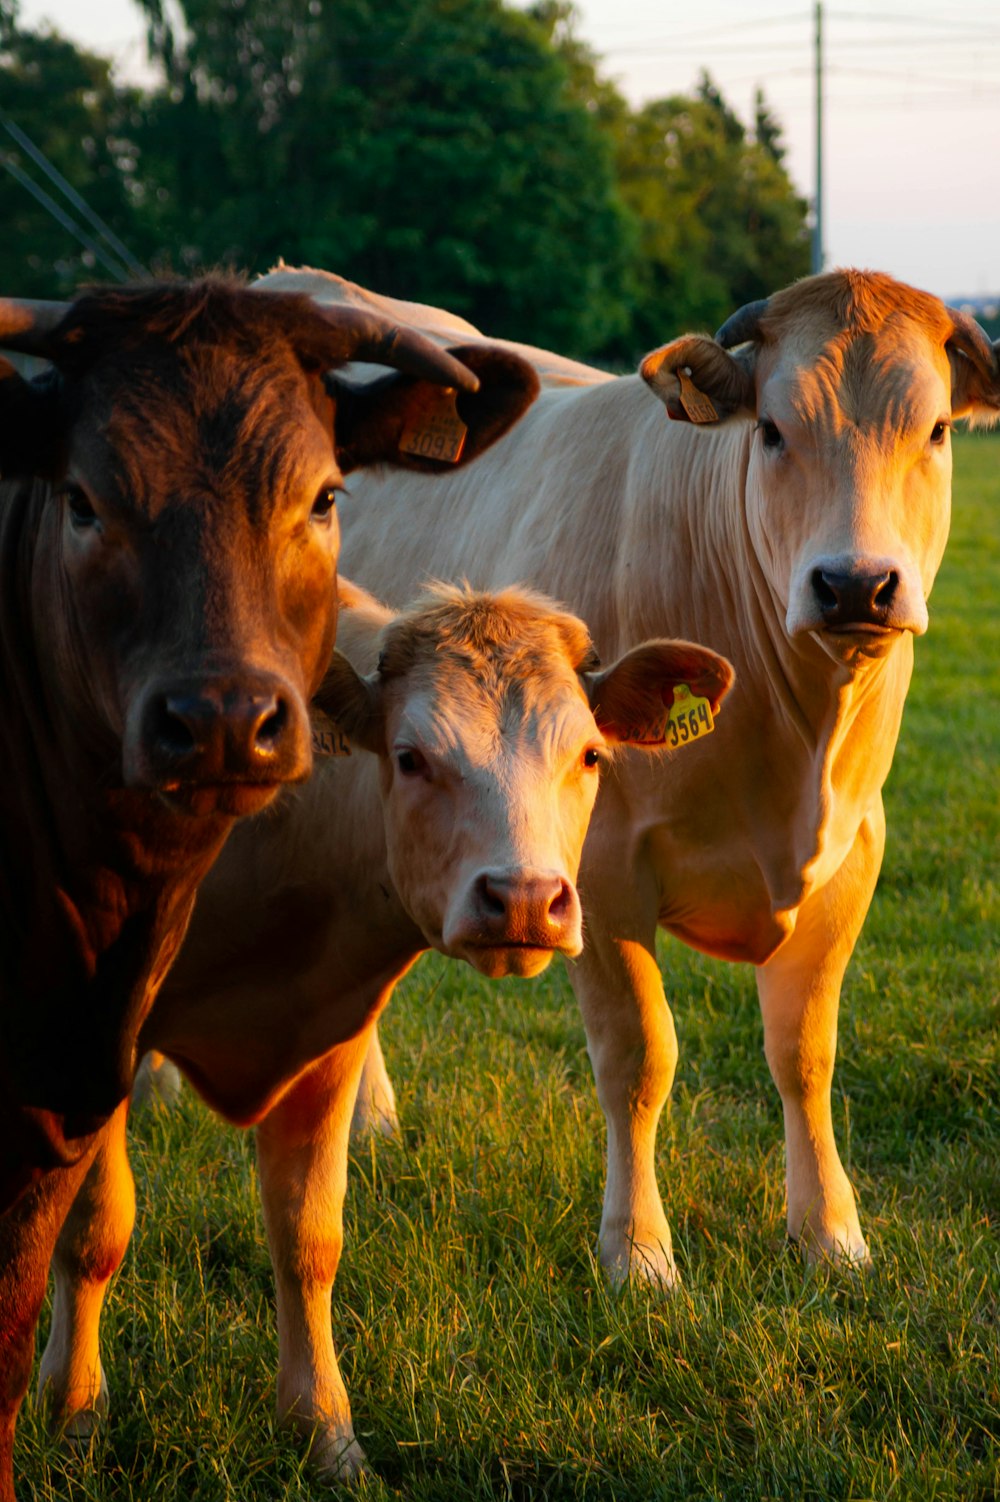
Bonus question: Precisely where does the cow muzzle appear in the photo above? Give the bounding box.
[125,671,312,816]
[443,867,583,978]
[787,554,928,646]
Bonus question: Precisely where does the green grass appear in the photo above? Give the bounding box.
[18,434,999,1500]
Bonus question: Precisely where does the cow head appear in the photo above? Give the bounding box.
[0,282,538,820]
[315,585,733,978]
[640,270,1000,665]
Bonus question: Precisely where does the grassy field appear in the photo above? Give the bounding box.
[18,434,999,1501]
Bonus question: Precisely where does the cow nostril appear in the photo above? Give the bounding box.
[476,874,508,919]
[254,696,287,752]
[154,697,199,758]
[812,569,839,611]
[874,571,898,607]
[547,880,573,923]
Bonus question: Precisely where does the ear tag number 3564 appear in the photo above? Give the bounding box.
[667,683,715,748]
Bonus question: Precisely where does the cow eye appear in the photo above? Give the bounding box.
[929,420,949,446]
[396,747,426,776]
[63,485,98,527]
[582,747,603,770]
[757,418,783,451]
[311,484,339,520]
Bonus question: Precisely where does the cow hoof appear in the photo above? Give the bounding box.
[132,1051,184,1110]
[39,1367,109,1443]
[803,1234,872,1272]
[600,1235,681,1294]
[309,1432,370,1482]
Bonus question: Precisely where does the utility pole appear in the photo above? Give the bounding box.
[812,0,824,274]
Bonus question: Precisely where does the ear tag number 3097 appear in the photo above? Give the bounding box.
[667,683,715,748]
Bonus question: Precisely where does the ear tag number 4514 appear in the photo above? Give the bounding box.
[667,683,715,748]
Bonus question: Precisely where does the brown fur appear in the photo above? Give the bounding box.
[757,268,955,348]
[375,582,598,688]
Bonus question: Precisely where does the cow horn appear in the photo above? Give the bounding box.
[312,304,480,392]
[714,298,770,349]
[946,306,998,375]
[0,298,70,355]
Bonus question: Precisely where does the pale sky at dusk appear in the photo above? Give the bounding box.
[17,0,1000,303]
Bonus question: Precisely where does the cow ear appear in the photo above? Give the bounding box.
[328,344,540,474]
[312,651,385,755]
[948,338,1000,427]
[0,359,62,477]
[584,639,735,749]
[640,335,757,424]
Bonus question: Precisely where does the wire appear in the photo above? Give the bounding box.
[0,154,131,281]
[0,111,147,278]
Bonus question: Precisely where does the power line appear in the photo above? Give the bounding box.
[0,153,131,281]
[830,8,1000,30]
[0,111,147,278]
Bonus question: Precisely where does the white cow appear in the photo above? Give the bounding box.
[40,580,732,1478]
[259,264,1000,1283]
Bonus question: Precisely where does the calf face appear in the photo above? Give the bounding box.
[317,585,733,978]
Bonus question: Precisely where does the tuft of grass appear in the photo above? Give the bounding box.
[17,433,999,1499]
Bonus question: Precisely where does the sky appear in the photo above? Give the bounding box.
[17,0,1000,303]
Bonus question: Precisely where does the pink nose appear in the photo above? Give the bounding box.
[466,868,581,950]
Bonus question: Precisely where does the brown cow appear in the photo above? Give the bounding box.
[0,279,537,1502]
[263,265,1000,1282]
[38,580,732,1479]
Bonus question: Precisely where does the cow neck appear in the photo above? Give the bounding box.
[0,482,235,1147]
[614,402,914,909]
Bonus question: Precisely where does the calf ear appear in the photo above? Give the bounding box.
[312,652,385,755]
[640,335,756,424]
[328,344,540,474]
[584,639,735,749]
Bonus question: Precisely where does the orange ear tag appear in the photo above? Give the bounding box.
[399,387,468,463]
[666,683,715,748]
[310,709,352,758]
[677,367,718,424]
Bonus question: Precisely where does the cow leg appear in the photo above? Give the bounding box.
[256,1027,373,1480]
[0,1150,98,1502]
[569,882,679,1290]
[349,1024,399,1143]
[756,807,884,1264]
[36,1099,134,1436]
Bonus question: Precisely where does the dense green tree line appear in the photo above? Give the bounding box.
[0,0,810,363]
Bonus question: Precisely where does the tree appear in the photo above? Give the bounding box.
[0,9,140,295]
[129,0,636,358]
[605,73,810,356]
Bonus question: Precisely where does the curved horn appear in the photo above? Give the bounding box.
[714,298,769,350]
[0,298,70,355]
[312,303,480,392]
[946,305,998,376]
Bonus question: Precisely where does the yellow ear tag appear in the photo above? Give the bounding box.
[677,367,718,424]
[310,708,352,758]
[399,386,468,463]
[666,683,715,749]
